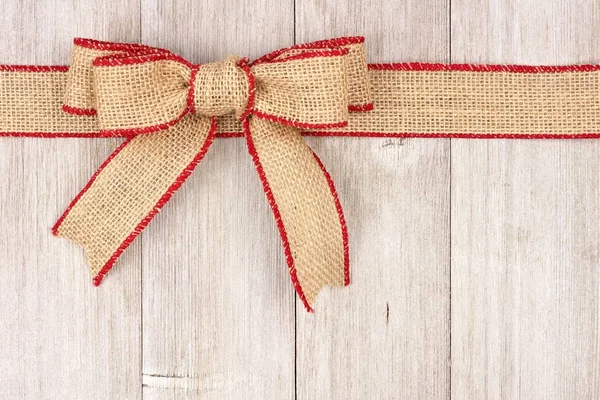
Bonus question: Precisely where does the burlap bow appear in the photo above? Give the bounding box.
[50,37,372,311]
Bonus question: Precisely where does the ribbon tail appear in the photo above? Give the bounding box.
[243,117,350,312]
[52,116,217,285]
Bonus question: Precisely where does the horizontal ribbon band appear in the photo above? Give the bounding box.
[2,63,600,139]
[1,36,599,313]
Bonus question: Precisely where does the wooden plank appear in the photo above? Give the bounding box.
[295,1,451,399]
[0,1,142,399]
[139,1,296,399]
[451,1,600,399]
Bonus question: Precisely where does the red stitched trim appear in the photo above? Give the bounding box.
[213,131,600,139]
[265,48,349,65]
[0,131,131,138]
[253,36,364,65]
[74,37,152,53]
[3,59,600,74]
[252,110,348,130]
[187,65,200,114]
[253,48,349,66]
[348,103,374,112]
[237,58,256,121]
[98,107,191,136]
[243,118,313,312]
[91,118,217,286]
[216,132,244,138]
[93,51,192,68]
[311,151,350,286]
[368,62,600,73]
[52,137,134,235]
[0,65,69,72]
[298,36,365,48]
[4,131,600,140]
[301,131,600,139]
[62,104,97,116]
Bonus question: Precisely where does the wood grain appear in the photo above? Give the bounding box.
[1,1,600,399]
[0,1,142,399]
[295,1,451,399]
[451,1,600,399]
[139,0,296,399]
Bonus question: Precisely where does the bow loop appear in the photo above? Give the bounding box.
[92,52,194,134]
[251,36,372,112]
[250,47,350,129]
[63,38,157,115]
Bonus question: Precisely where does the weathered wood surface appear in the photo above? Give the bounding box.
[139,1,296,399]
[0,0,598,399]
[0,1,142,399]
[295,1,451,399]
[450,1,600,399]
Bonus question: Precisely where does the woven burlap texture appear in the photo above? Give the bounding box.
[193,56,248,117]
[248,117,346,305]
[0,69,97,134]
[4,68,600,135]
[251,54,349,125]
[28,37,367,310]
[56,115,215,279]
[63,41,357,133]
[4,37,599,310]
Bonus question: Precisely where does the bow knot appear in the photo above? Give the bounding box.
[189,56,251,118]
[54,36,372,311]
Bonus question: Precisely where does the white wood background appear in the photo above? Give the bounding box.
[0,0,599,399]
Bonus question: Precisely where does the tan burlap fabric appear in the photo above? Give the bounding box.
[57,115,215,282]
[4,66,600,136]
[247,117,346,304]
[0,68,97,135]
[2,37,599,310]
[349,67,600,135]
[192,56,248,117]
[251,54,349,126]
[0,37,372,311]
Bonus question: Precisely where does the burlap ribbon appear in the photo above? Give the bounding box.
[3,36,600,311]
[51,37,371,312]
